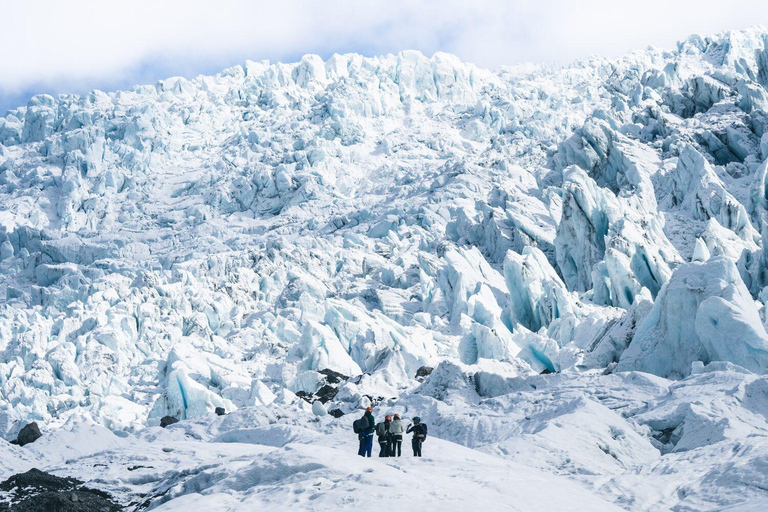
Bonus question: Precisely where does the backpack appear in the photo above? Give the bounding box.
[353,418,365,434]
[375,422,389,438]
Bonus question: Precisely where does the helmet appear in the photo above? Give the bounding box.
[413,416,421,422]
[385,415,392,420]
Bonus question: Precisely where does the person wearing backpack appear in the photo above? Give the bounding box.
[406,416,428,457]
[375,415,392,457]
[356,407,375,457]
[389,414,404,457]
[353,415,366,456]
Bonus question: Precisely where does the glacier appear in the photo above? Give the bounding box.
[2,26,768,511]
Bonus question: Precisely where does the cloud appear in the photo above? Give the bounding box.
[1,1,767,112]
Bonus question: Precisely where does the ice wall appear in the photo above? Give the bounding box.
[617,258,768,378]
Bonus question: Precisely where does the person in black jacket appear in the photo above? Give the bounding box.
[406,416,428,457]
[359,407,375,457]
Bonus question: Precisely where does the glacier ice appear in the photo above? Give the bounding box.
[617,257,768,378]
[504,246,577,332]
[555,165,678,308]
[664,145,758,241]
[0,25,768,512]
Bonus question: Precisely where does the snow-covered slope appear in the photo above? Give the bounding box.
[0,415,625,511]
[3,26,768,510]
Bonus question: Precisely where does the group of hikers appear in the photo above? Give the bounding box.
[353,407,428,457]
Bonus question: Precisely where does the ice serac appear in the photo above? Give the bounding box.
[437,247,520,364]
[504,246,577,333]
[664,145,758,241]
[554,116,660,205]
[617,257,768,378]
[152,368,233,422]
[555,166,678,308]
[555,166,617,293]
[291,320,362,378]
[583,295,654,368]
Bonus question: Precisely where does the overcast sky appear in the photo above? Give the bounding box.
[2,1,767,114]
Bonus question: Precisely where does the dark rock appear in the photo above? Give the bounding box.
[415,366,434,378]
[328,409,345,418]
[315,384,339,404]
[0,468,121,512]
[652,427,677,445]
[540,368,553,375]
[215,407,226,416]
[294,391,312,403]
[318,368,349,384]
[17,422,42,447]
[362,395,386,407]
[127,465,152,472]
[160,416,178,428]
[294,369,348,405]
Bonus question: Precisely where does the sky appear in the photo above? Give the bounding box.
[1,0,767,114]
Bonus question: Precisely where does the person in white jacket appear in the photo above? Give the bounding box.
[389,414,405,457]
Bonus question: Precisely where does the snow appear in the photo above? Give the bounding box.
[1,24,768,511]
[0,413,622,511]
